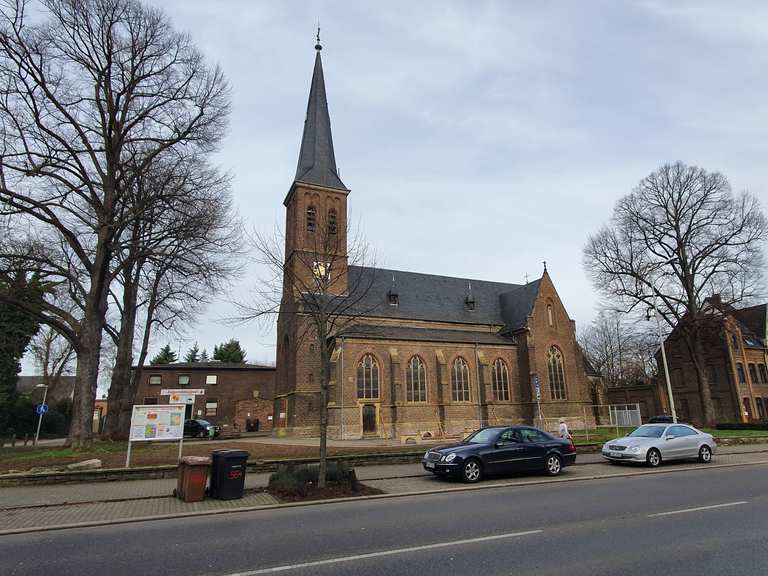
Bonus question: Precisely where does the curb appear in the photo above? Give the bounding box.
[2,458,767,536]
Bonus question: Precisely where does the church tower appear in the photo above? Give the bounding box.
[282,37,349,297]
[275,37,348,434]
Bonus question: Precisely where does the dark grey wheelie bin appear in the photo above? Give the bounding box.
[209,449,250,500]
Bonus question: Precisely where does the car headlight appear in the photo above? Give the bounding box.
[630,446,642,453]
[444,453,457,463]
[424,451,430,459]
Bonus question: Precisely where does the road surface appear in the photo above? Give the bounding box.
[2,462,767,576]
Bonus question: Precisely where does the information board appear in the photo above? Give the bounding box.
[129,404,185,442]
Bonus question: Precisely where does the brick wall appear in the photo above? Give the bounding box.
[133,364,275,433]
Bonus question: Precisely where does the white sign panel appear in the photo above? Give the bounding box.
[161,389,204,396]
[129,404,185,442]
[168,392,196,404]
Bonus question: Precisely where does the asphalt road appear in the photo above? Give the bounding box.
[2,463,767,576]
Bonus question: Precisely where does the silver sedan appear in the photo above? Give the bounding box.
[602,423,716,467]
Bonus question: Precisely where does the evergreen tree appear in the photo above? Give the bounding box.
[200,349,210,362]
[213,339,246,363]
[149,344,177,365]
[0,271,44,434]
[184,342,200,363]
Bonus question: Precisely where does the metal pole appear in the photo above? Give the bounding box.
[125,441,132,468]
[178,435,184,462]
[33,385,48,446]
[654,297,678,423]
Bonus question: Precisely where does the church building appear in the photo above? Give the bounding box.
[274,41,594,439]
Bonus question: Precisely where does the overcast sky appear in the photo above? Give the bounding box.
[126,0,768,367]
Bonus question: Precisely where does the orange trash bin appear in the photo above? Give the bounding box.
[175,456,211,502]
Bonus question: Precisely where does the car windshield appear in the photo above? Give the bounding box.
[463,429,499,444]
[196,420,211,426]
[628,425,666,438]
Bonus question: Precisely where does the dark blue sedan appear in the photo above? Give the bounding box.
[422,425,577,483]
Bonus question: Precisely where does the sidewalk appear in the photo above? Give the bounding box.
[2,444,767,534]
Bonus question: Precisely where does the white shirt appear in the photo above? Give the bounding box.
[559,422,570,438]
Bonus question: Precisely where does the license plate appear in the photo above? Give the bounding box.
[425,462,435,469]
[610,452,622,458]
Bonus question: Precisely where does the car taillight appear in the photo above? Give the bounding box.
[567,440,576,453]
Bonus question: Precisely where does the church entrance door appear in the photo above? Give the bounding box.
[362,404,377,436]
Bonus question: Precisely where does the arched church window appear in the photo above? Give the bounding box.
[548,346,567,400]
[328,208,338,235]
[357,354,379,399]
[492,358,510,401]
[406,356,427,402]
[306,205,316,232]
[451,357,470,402]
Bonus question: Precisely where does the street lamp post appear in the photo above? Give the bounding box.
[648,258,677,424]
[34,383,49,446]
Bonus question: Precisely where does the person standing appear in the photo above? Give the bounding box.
[558,418,571,440]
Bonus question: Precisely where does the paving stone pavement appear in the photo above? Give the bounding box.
[0,491,278,532]
[1,444,766,534]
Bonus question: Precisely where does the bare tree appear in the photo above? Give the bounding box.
[0,0,229,446]
[29,324,75,387]
[103,154,242,439]
[584,162,766,425]
[238,221,377,488]
[578,309,657,388]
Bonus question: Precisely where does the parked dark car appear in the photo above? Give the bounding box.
[183,419,221,438]
[422,425,577,483]
[647,415,674,424]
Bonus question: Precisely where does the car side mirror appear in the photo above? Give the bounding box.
[495,441,513,448]
[665,434,676,440]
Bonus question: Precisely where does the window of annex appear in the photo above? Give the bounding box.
[451,357,471,402]
[357,354,380,399]
[759,364,768,384]
[491,358,510,401]
[737,363,746,384]
[406,356,427,403]
[548,346,567,400]
[749,363,759,384]
[306,205,317,233]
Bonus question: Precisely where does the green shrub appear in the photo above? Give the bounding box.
[267,461,355,496]
[715,422,768,431]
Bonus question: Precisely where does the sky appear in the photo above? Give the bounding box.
[39,0,768,372]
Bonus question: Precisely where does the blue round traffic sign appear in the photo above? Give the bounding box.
[36,403,48,415]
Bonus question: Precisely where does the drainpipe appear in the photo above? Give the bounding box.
[340,336,345,440]
[475,342,483,427]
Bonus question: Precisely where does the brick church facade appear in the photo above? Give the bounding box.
[274,42,594,439]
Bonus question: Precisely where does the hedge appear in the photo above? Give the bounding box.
[715,422,768,431]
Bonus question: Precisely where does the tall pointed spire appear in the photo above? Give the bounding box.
[294,33,347,191]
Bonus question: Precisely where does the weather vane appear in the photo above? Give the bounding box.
[315,21,322,51]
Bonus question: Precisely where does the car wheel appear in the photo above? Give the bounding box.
[646,448,662,468]
[545,454,562,476]
[698,445,712,463]
[461,458,482,483]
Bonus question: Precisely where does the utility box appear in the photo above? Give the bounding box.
[175,456,211,502]
[209,449,249,500]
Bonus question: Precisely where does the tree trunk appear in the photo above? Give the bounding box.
[681,322,716,426]
[104,267,140,440]
[68,237,111,448]
[318,340,330,489]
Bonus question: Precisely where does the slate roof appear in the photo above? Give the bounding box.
[342,324,515,346]
[733,304,767,343]
[136,363,275,371]
[344,266,541,332]
[292,48,347,192]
